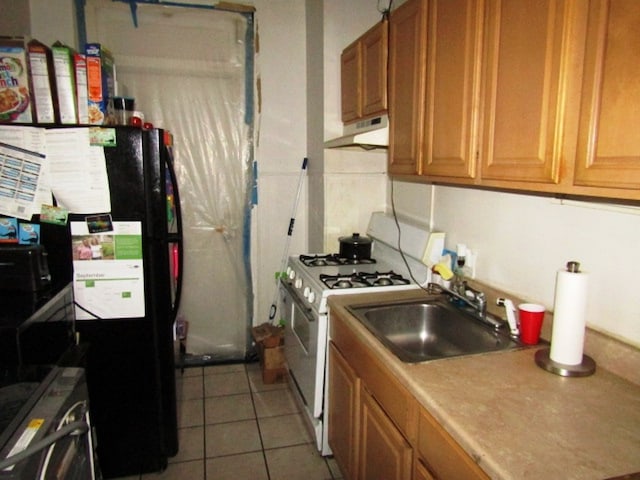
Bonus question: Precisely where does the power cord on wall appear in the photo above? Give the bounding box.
[390,179,432,295]
[382,1,431,294]
[378,0,394,20]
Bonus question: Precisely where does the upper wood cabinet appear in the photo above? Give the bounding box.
[422,0,484,180]
[341,42,361,123]
[341,20,389,124]
[479,0,572,185]
[388,0,428,175]
[388,0,640,202]
[573,0,640,193]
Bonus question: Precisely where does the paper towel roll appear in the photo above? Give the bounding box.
[550,267,589,365]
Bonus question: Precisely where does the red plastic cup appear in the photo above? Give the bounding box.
[518,303,545,345]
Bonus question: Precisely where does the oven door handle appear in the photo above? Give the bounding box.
[281,280,316,323]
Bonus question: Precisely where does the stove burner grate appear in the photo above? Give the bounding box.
[320,271,410,289]
[299,254,376,267]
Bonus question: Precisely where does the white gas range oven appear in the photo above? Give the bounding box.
[279,212,445,455]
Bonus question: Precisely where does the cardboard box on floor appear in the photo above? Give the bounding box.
[251,323,286,384]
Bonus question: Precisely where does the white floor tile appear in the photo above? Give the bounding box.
[205,451,269,480]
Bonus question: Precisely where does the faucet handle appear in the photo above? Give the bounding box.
[497,298,520,338]
[462,282,484,302]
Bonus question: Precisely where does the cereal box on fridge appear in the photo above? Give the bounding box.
[26,39,58,124]
[85,43,115,124]
[51,42,78,124]
[0,37,33,124]
[74,53,89,124]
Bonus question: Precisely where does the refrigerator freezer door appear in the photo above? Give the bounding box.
[73,127,179,477]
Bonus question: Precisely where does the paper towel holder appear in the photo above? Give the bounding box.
[534,260,596,377]
[535,348,596,377]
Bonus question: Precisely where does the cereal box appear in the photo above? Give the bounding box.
[52,42,77,124]
[74,53,89,124]
[85,43,115,125]
[27,39,58,124]
[0,37,33,124]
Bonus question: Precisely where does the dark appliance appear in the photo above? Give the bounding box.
[51,127,183,478]
[0,283,76,367]
[0,245,51,292]
[0,366,97,479]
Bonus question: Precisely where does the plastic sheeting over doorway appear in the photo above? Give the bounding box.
[83,1,254,363]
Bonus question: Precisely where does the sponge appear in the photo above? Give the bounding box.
[432,262,454,281]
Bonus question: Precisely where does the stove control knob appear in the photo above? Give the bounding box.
[307,291,316,304]
[303,286,310,298]
[288,268,296,280]
[294,278,303,289]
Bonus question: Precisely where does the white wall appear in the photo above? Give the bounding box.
[28,0,78,47]
[390,181,640,348]
[24,0,310,328]
[315,0,390,252]
[251,0,309,325]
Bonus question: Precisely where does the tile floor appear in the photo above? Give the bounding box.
[112,362,342,480]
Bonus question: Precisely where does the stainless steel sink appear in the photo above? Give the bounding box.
[346,298,526,363]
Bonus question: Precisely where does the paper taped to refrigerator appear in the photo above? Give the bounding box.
[0,126,50,220]
[46,128,111,214]
[71,220,145,320]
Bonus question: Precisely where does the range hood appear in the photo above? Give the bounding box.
[324,115,388,150]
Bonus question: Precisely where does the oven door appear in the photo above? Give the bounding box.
[280,280,326,420]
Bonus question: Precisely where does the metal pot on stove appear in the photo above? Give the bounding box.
[338,233,372,260]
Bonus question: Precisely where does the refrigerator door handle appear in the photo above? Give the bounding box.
[165,143,183,322]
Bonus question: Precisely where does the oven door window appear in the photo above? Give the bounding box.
[292,303,311,354]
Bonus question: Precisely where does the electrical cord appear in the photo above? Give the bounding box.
[378,0,394,19]
[73,301,102,320]
[389,178,431,295]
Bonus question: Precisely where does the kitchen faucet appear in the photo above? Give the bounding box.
[428,282,503,330]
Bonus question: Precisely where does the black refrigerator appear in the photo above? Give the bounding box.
[46,126,184,478]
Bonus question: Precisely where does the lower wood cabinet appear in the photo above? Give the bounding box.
[417,408,489,480]
[329,308,489,480]
[359,387,413,480]
[328,342,360,480]
[414,459,436,480]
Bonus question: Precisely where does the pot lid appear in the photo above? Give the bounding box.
[339,233,372,245]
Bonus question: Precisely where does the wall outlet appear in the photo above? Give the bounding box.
[465,249,478,278]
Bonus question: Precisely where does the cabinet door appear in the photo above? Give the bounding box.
[328,342,360,480]
[388,0,427,175]
[414,459,436,480]
[574,0,640,191]
[417,408,489,480]
[359,387,412,480]
[342,41,362,123]
[422,0,484,179]
[480,0,572,184]
[361,21,388,117]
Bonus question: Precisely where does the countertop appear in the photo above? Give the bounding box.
[328,289,640,480]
